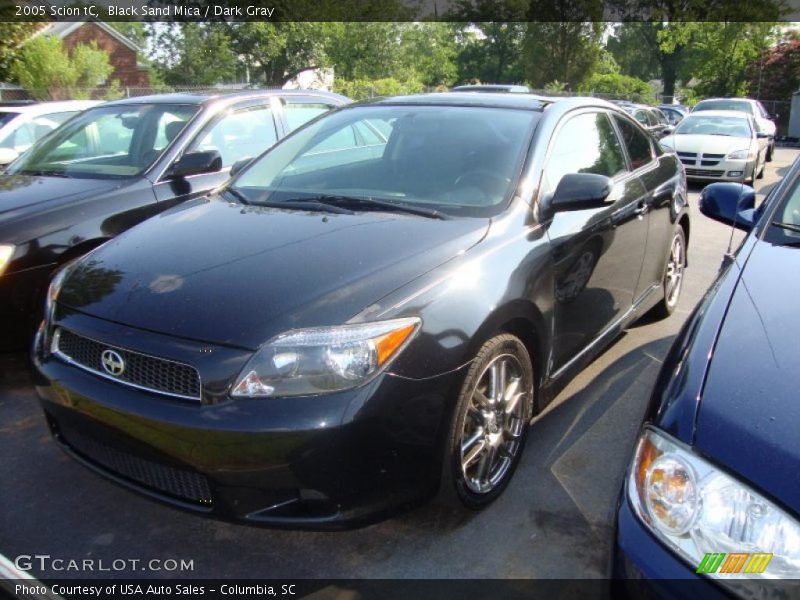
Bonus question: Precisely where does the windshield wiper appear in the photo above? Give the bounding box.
[17,169,71,178]
[307,194,447,220]
[224,187,250,205]
[772,220,800,234]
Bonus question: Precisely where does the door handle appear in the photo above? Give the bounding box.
[634,201,649,216]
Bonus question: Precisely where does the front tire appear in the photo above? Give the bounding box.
[652,227,686,319]
[439,334,534,510]
[766,142,774,162]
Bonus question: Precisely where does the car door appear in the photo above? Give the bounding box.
[613,113,676,301]
[542,110,649,370]
[153,99,279,207]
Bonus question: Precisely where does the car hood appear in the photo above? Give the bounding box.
[0,174,120,220]
[59,197,490,349]
[694,240,800,512]
[661,134,751,155]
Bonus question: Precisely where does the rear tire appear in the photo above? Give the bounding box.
[652,227,686,319]
[438,334,534,510]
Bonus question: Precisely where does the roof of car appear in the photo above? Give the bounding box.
[101,89,349,108]
[0,100,98,115]
[682,109,753,120]
[362,92,621,112]
[695,97,757,104]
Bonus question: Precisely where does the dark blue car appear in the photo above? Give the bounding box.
[613,158,800,596]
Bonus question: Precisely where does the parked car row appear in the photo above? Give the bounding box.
[2,87,794,593]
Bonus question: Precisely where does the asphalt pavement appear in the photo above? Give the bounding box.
[1,148,797,581]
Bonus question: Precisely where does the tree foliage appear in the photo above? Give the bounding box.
[746,30,800,101]
[578,73,655,103]
[11,35,114,100]
[0,22,41,83]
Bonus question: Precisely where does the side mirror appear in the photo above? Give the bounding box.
[230,156,253,178]
[549,173,613,212]
[170,150,222,179]
[661,126,674,137]
[0,148,20,167]
[756,132,769,139]
[699,182,757,232]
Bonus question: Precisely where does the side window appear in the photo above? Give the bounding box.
[614,116,654,170]
[188,105,277,168]
[282,101,336,133]
[10,122,35,151]
[634,110,649,126]
[543,112,628,195]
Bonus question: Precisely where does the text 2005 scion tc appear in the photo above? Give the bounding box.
[33,93,690,528]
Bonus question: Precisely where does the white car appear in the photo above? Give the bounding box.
[0,100,98,167]
[691,97,777,161]
[660,110,769,184]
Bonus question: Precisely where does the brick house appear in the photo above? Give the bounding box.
[32,21,150,88]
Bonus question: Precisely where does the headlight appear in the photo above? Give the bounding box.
[628,428,800,579]
[41,260,79,355]
[727,148,756,161]
[0,244,14,276]
[231,317,420,398]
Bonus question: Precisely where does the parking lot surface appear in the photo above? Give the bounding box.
[2,149,797,580]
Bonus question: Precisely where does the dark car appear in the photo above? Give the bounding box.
[0,89,349,348]
[619,103,673,138]
[614,163,800,593]
[32,93,690,529]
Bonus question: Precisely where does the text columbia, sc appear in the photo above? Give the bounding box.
[108,5,276,17]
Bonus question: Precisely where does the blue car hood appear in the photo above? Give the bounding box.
[694,240,800,512]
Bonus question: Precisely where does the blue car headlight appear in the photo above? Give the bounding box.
[628,427,800,579]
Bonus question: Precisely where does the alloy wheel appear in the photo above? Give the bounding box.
[664,233,684,307]
[459,354,528,494]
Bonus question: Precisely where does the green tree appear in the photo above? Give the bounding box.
[522,0,604,90]
[523,21,604,89]
[11,35,114,100]
[324,23,404,80]
[153,24,239,86]
[448,0,529,84]
[226,22,332,86]
[0,22,41,82]
[673,22,778,98]
[578,72,655,103]
[398,22,459,87]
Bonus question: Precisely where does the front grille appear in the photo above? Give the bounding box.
[54,328,201,401]
[685,168,725,177]
[677,151,697,159]
[59,424,213,506]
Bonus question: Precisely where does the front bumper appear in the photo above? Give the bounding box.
[681,158,756,182]
[33,313,465,529]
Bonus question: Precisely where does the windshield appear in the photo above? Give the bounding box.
[8,103,199,179]
[674,115,752,138]
[693,100,754,115]
[231,105,538,217]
